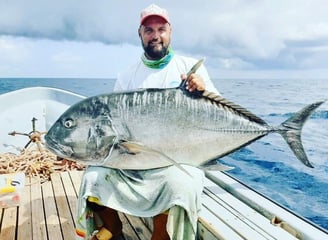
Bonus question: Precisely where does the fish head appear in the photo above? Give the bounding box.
[45,96,117,164]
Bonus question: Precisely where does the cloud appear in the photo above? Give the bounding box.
[0,37,28,62]
[1,0,328,77]
[0,1,141,43]
[0,36,142,77]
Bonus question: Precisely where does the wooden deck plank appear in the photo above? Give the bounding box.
[17,177,32,240]
[119,213,144,240]
[124,213,152,240]
[60,171,78,226]
[0,206,17,239]
[68,170,83,196]
[50,172,76,240]
[30,176,48,240]
[42,179,63,240]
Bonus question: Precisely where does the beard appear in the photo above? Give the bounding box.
[142,42,169,60]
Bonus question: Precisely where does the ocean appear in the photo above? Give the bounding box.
[0,77,327,231]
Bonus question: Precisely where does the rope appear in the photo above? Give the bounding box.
[0,146,85,183]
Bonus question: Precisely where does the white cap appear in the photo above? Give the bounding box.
[140,4,170,25]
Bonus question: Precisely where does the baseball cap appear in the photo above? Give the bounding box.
[140,4,170,25]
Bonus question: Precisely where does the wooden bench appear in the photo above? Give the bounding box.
[0,170,312,239]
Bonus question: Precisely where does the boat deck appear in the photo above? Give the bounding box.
[0,170,320,240]
[0,170,156,240]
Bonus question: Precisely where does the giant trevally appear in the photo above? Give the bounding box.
[44,82,325,170]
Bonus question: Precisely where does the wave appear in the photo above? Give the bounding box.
[268,110,328,120]
[308,216,328,230]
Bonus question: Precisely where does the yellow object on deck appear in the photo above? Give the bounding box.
[0,172,25,208]
[96,227,113,240]
[0,186,16,194]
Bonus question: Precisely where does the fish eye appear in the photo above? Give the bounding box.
[63,118,75,128]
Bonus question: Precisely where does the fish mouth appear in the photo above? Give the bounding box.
[44,135,74,158]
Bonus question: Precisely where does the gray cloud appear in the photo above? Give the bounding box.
[1,0,328,75]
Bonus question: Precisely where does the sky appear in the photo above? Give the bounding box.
[1,0,328,79]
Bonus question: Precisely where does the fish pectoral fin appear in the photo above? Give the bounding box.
[105,141,192,176]
[117,141,145,154]
[104,151,169,169]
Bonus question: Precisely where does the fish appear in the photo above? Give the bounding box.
[44,82,325,170]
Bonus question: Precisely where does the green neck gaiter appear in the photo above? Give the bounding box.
[141,47,174,69]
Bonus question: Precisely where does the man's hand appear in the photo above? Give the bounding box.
[180,73,205,92]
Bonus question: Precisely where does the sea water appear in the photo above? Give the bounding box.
[0,77,327,231]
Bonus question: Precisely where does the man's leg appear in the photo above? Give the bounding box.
[152,213,170,240]
[87,201,123,239]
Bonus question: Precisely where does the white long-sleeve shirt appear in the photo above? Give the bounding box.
[114,54,219,94]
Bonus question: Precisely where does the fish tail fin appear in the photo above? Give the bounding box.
[278,100,326,168]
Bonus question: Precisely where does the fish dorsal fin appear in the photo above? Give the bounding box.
[201,90,269,126]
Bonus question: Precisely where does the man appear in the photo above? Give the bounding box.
[75,4,219,240]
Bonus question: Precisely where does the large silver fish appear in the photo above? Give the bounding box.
[45,82,325,170]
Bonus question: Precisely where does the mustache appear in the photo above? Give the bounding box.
[148,40,163,45]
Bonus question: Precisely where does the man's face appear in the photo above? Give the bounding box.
[139,16,171,60]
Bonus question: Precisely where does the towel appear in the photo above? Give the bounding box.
[75,165,204,240]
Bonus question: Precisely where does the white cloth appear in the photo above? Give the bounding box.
[76,165,204,239]
[76,54,219,240]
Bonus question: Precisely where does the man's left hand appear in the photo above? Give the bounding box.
[180,73,205,92]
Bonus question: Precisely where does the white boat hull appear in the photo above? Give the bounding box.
[0,87,85,153]
[202,171,328,239]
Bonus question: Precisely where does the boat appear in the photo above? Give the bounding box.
[0,86,327,240]
[0,87,85,154]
